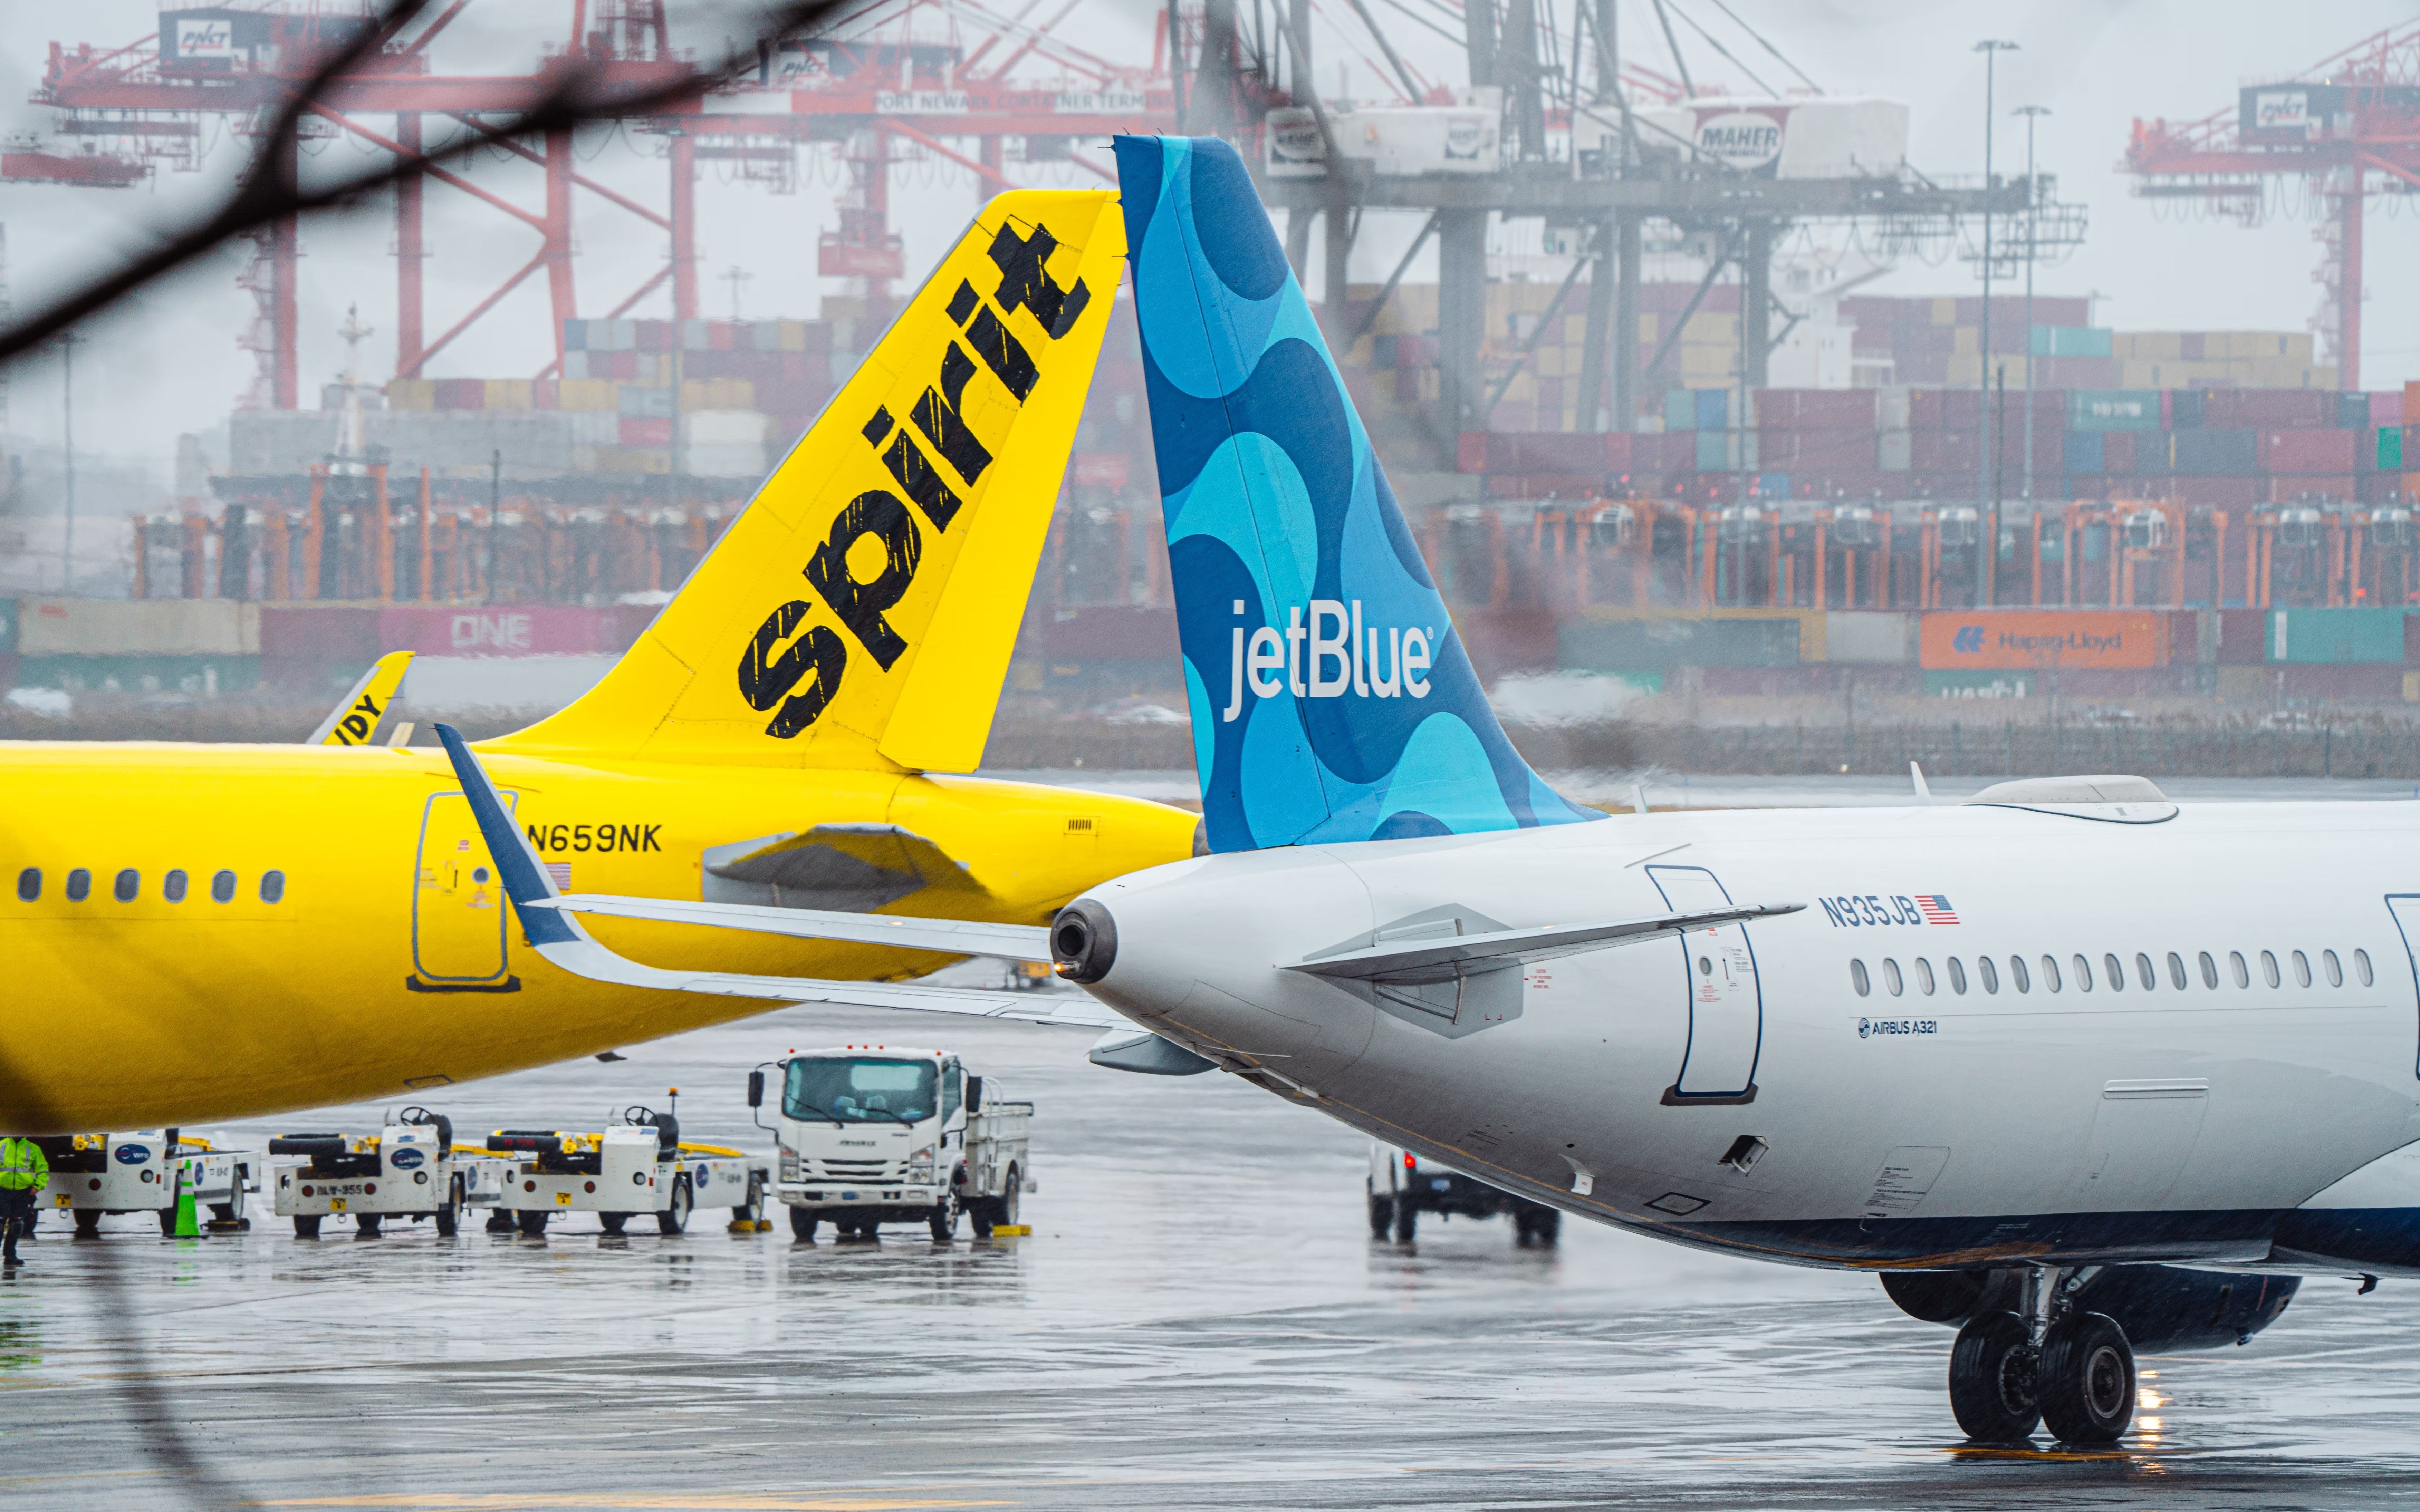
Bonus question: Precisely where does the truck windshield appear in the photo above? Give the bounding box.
[785,1058,938,1125]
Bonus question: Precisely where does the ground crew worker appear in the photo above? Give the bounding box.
[0,1135,47,1267]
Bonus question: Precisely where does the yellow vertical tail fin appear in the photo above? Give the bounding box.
[496,189,1123,771]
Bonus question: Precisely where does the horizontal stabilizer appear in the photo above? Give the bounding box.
[1287,903,1804,986]
[432,722,1115,1028]
[532,894,1051,963]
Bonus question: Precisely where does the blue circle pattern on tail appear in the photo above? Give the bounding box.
[1113,135,1603,854]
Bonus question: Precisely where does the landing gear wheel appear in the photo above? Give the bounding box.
[789,1206,818,1242]
[73,1209,102,1238]
[1514,1206,1561,1246]
[599,1212,628,1235]
[291,1214,320,1240]
[928,1203,956,1242]
[1392,1200,1418,1244]
[355,1213,382,1238]
[657,1174,692,1236]
[1949,1310,2041,1443]
[434,1177,462,1238]
[517,1209,549,1237]
[2037,1312,2135,1445]
[1368,1192,1393,1240]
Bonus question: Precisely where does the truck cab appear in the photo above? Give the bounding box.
[754,1045,1031,1243]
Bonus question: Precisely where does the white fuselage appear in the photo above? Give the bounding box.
[1077,799,2420,1273]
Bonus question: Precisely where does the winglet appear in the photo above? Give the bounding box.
[432,724,581,948]
[308,651,413,745]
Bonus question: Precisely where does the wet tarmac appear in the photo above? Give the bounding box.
[6,991,2420,1510]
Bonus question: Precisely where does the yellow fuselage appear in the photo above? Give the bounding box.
[0,742,1195,1132]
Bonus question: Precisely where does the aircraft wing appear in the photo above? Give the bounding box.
[431,723,1119,1031]
[1287,903,1805,987]
[307,651,413,745]
[532,894,1052,963]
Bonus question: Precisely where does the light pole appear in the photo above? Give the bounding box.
[1974,38,2018,607]
[57,332,81,594]
[2015,104,2050,515]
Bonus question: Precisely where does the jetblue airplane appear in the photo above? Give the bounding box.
[439,136,2404,1449]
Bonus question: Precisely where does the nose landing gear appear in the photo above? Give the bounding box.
[1948,1268,2134,1446]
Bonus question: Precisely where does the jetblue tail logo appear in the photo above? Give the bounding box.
[1114,135,1600,852]
[1220,600,1434,719]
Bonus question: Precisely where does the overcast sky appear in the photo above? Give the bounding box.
[0,0,2410,488]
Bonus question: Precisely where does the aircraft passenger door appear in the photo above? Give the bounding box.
[411,791,518,989]
[2387,895,2420,1078]
[1646,865,1761,1105]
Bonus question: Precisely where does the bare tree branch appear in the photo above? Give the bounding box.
[0,0,851,364]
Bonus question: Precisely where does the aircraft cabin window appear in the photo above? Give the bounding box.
[2323,949,2343,988]
[2102,953,2123,992]
[1979,956,2000,994]
[2137,953,2157,990]
[2261,950,2282,989]
[2356,949,2375,987]
[2167,952,2187,990]
[260,870,286,905]
[1850,960,1871,997]
[2041,955,2062,992]
[1947,957,1968,994]
[14,868,35,902]
[2199,951,2219,989]
[113,869,138,903]
[1883,959,1904,996]
[211,870,236,904]
[2073,954,2094,992]
[2009,956,2029,993]
[163,869,187,903]
[1914,958,1936,995]
[2292,950,2312,989]
[65,868,90,902]
[2230,951,2251,989]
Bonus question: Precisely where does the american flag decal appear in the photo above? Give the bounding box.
[1916,894,1958,925]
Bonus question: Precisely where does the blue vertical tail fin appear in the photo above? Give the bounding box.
[1113,134,1601,853]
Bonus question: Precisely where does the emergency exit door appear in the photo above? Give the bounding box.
[1648,865,1761,1105]
[411,790,518,989]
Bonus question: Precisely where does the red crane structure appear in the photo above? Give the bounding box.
[2121,21,2420,391]
[25,1,1177,410]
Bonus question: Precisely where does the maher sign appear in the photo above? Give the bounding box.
[1919,611,2167,670]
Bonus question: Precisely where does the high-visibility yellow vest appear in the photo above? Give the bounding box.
[0,1137,47,1192]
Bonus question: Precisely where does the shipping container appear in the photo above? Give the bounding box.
[620,416,673,448]
[2384,427,2407,472]
[16,655,261,696]
[1922,669,2036,698]
[0,599,13,653]
[1878,430,1911,472]
[2266,608,2408,665]
[617,385,675,419]
[1756,389,1876,429]
[17,598,260,657]
[433,378,485,411]
[2062,431,2104,474]
[2067,390,2161,432]
[1917,609,2168,670]
[2208,388,2333,430]
[377,605,637,657]
[2172,428,2258,476]
[1558,615,1801,670]
[2260,429,2356,473]
[2030,326,2113,358]
[1823,611,1914,665]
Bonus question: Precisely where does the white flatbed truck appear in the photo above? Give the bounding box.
[268,1108,465,1238]
[750,1045,1033,1241]
[468,1105,765,1236]
[36,1131,253,1235]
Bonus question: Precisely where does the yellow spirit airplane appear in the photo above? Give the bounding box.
[0,189,1197,1134]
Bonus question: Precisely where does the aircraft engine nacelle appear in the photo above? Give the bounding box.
[1881,1266,2297,1351]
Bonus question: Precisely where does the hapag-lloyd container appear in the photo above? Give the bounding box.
[1918,610,2169,671]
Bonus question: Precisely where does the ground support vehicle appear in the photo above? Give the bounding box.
[1369,1143,1560,1246]
[468,1107,764,1236]
[269,1109,463,1239]
[36,1132,252,1235]
[754,1046,1034,1241]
